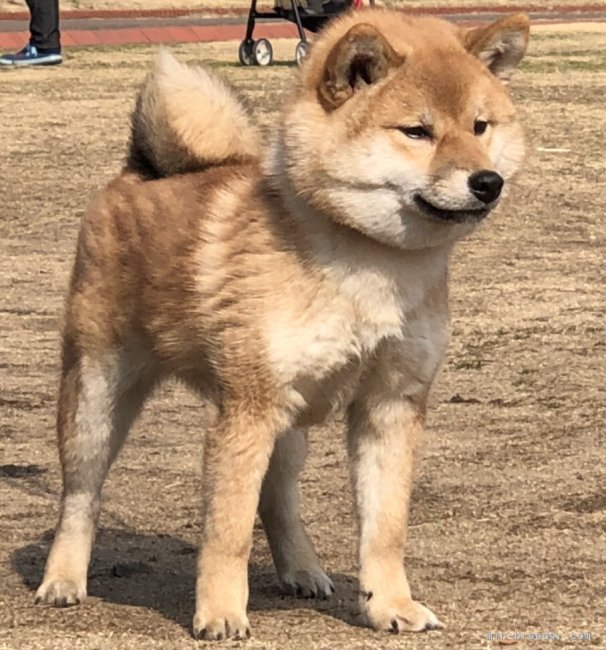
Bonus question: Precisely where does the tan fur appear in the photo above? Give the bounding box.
[128,48,259,177]
[36,10,529,641]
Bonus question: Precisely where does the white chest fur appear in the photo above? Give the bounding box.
[264,241,450,419]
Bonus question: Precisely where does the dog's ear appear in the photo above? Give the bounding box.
[463,13,529,83]
[318,23,403,111]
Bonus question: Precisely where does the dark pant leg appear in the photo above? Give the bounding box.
[26,0,61,51]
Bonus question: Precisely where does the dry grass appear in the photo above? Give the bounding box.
[1,24,605,650]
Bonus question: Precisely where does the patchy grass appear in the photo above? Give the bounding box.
[522,58,604,72]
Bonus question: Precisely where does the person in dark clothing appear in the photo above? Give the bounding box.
[0,0,62,66]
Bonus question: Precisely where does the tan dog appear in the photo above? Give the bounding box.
[35,9,529,641]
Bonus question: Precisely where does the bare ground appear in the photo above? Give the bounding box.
[0,25,605,650]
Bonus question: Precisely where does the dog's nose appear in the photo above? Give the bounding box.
[468,170,504,204]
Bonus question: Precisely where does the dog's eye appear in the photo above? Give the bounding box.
[398,125,433,140]
[474,120,489,136]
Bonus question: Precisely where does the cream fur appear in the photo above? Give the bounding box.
[129,49,259,176]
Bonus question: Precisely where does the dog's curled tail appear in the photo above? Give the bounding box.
[127,49,260,178]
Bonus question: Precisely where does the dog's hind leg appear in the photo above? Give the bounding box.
[35,341,156,606]
[259,428,334,598]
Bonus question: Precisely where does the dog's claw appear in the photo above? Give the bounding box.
[280,567,334,599]
[424,621,444,631]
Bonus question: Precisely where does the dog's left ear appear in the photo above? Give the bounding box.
[463,13,530,83]
[318,23,403,111]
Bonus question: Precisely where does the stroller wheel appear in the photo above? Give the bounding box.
[238,39,255,66]
[253,38,273,66]
[295,40,309,65]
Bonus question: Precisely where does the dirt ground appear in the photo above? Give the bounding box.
[1,22,605,650]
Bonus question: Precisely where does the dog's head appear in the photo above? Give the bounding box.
[275,10,529,250]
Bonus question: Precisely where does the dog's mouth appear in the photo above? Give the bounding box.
[414,195,492,223]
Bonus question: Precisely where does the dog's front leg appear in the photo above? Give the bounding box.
[193,404,281,641]
[347,390,442,634]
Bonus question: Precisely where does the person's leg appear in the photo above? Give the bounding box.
[26,0,61,51]
[0,0,62,66]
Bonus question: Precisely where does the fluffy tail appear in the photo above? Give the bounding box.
[127,49,260,178]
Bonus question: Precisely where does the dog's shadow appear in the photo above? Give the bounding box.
[12,528,360,632]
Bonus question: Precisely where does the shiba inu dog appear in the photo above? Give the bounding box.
[35,8,529,641]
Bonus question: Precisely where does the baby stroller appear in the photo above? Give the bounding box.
[239,0,373,66]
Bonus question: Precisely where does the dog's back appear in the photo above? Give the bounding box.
[64,50,290,385]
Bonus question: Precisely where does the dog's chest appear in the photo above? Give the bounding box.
[291,356,363,426]
[265,261,445,422]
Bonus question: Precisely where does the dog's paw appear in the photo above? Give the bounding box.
[193,610,251,641]
[363,594,443,633]
[35,579,86,607]
[280,566,335,599]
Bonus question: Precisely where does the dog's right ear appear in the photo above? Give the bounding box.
[318,23,403,112]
